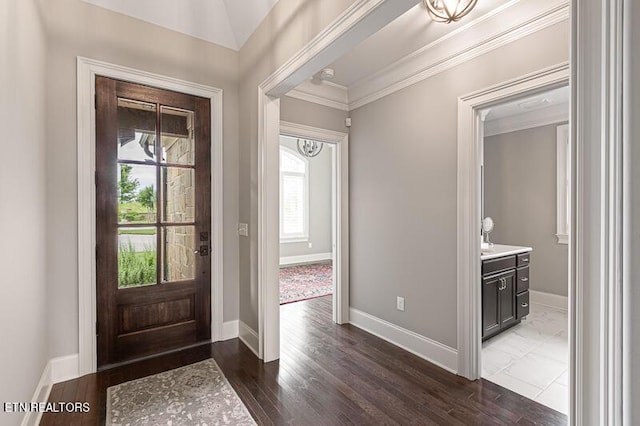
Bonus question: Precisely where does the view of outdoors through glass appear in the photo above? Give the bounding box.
[117,98,197,288]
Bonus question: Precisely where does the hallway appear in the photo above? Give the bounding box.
[42,296,566,425]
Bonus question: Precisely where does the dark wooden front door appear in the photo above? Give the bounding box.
[95,76,211,369]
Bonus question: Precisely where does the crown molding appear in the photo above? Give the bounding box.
[261,0,417,97]
[287,79,349,111]
[484,101,569,137]
[347,0,570,110]
[281,1,570,113]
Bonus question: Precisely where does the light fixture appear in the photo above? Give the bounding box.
[297,139,324,158]
[423,0,478,23]
[320,68,335,80]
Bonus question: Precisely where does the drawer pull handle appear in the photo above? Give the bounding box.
[521,303,529,308]
[520,277,529,282]
[521,258,529,262]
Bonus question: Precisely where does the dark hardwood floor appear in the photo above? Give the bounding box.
[42,296,567,425]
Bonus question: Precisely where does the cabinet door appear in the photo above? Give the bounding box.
[482,275,501,338]
[499,271,517,328]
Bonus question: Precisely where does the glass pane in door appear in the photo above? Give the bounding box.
[162,225,196,282]
[160,106,194,165]
[117,99,157,162]
[117,164,157,224]
[118,227,157,288]
[161,167,195,223]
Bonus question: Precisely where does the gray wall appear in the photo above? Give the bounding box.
[348,21,569,349]
[484,124,569,297]
[281,96,349,134]
[42,0,240,359]
[279,135,333,260]
[238,0,358,332]
[0,0,49,424]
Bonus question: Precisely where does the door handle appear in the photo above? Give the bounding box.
[194,245,209,256]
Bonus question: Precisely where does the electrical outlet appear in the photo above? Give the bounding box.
[396,296,405,312]
[308,242,313,248]
[238,223,249,237]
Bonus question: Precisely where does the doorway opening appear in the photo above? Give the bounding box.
[278,129,340,354]
[258,12,578,420]
[278,135,336,307]
[276,121,349,334]
[478,84,571,414]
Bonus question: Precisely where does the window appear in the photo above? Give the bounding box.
[280,145,309,242]
[556,124,570,244]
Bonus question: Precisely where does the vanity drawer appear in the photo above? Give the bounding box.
[516,291,530,319]
[516,267,530,293]
[482,255,516,276]
[517,252,531,267]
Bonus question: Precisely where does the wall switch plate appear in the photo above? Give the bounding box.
[238,223,249,237]
[396,296,405,312]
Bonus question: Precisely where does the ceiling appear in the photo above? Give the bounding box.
[328,0,513,87]
[482,85,569,137]
[81,0,280,51]
[288,0,568,111]
[485,85,569,122]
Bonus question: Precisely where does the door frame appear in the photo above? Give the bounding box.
[76,57,224,375]
[280,121,349,325]
[456,62,570,382]
[256,0,418,364]
[256,0,628,422]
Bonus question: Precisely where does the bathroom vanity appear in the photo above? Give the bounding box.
[481,244,532,340]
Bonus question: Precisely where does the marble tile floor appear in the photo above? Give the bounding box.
[482,302,569,415]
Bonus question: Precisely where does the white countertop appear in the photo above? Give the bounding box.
[481,244,532,260]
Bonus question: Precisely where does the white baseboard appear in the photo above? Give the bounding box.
[222,320,239,341]
[279,252,332,266]
[238,321,260,358]
[21,354,80,425]
[21,362,52,426]
[529,290,568,312]
[50,354,80,384]
[349,308,458,374]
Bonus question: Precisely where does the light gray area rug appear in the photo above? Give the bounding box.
[107,358,256,425]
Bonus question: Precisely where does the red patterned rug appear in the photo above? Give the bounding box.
[279,262,333,305]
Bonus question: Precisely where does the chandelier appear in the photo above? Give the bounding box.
[423,0,478,23]
[297,139,324,158]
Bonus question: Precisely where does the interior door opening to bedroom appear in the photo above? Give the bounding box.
[278,121,348,346]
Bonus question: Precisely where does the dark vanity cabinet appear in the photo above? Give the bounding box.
[482,252,531,340]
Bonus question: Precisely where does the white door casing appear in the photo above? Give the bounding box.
[76,57,224,375]
[256,0,419,363]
